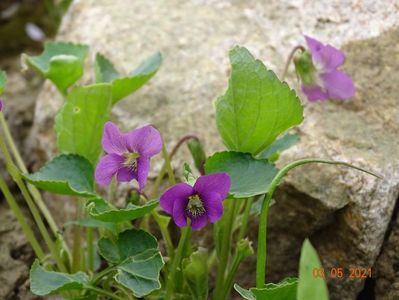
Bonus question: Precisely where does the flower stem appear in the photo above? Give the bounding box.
[256,158,381,288]
[165,225,192,300]
[221,249,246,299]
[214,199,237,299]
[237,197,254,241]
[85,286,124,300]
[0,133,67,272]
[0,175,45,259]
[169,135,199,160]
[90,266,117,285]
[86,228,94,272]
[72,198,84,272]
[152,210,174,260]
[162,143,176,185]
[281,45,305,80]
[0,113,60,236]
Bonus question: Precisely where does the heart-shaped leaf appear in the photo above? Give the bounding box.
[98,229,164,298]
[205,151,278,198]
[258,133,300,161]
[215,46,303,155]
[55,84,112,165]
[298,239,329,300]
[0,70,6,95]
[23,154,95,197]
[234,277,297,300]
[87,197,158,222]
[95,52,162,104]
[30,260,88,296]
[22,42,88,94]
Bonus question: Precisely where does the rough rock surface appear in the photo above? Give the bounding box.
[0,55,42,299]
[267,29,399,300]
[29,1,399,299]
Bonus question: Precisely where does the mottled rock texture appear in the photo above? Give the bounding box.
[0,55,42,299]
[28,1,399,299]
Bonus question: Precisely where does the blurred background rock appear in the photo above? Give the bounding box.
[0,1,70,299]
[2,1,399,299]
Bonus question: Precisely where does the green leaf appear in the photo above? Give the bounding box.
[22,42,88,94]
[258,133,300,161]
[187,139,206,173]
[0,70,7,95]
[298,239,329,300]
[251,278,298,299]
[55,84,112,165]
[23,154,95,197]
[98,229,164,298]
[234,278,298,300]
[205,151,278,198]
[87,197,158,222]
[95,52,162,104]
[64,217,117,233]
[183,249,209,300]
[234,284,255,300]
[215,46,303,155]
[30,260,88,296]
[183,163,197,186]
[95,53,119,83]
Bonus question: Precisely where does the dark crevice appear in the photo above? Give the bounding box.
[357,194,399,300]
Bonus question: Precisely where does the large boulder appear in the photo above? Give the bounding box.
[28,1,399,299]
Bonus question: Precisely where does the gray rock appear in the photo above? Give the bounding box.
[29,1,399,299]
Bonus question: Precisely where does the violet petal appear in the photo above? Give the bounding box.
[95,154,124,186]
[125,125,162,157]
[160,183,194,215]
[102,122,127,155]
[318,45,345,72]
[136,156,150,191]
[201,191,224,222]
[320,70,355,100]
[116,166,135,182]
[191,214,208,230]
[194,173,231,199]
[172,194,190,228]
[301,85,329,102]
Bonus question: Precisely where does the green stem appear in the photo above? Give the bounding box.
[0,175,45,259]
[152,211,174,260]
[214,199,237,299]
[238,197,254,241]
[86,228,94,272]
[165,225,192,300]
[256,158,381,288]
[162,143,176,185]
[0,113,60,236]
[0,134,67,272]
[91,266,117,285]
[281,45,305,80]
[72,198,84,272]
[85,286,124,300]
[221,250,245,300]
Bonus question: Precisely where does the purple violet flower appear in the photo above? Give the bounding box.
[294,36,355,102]
[95,122,162,190]
[0,99,3,112]
[160,173,231,230]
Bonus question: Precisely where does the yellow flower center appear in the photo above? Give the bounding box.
[123,152,140,171]
[187,194,206,218]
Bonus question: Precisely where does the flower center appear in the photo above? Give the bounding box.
[186,194,206,218]
[123,152,140,171]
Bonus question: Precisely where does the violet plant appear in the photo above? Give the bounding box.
[0,37,379,300]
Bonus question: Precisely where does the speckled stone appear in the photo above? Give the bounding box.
[28,1,399,299]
